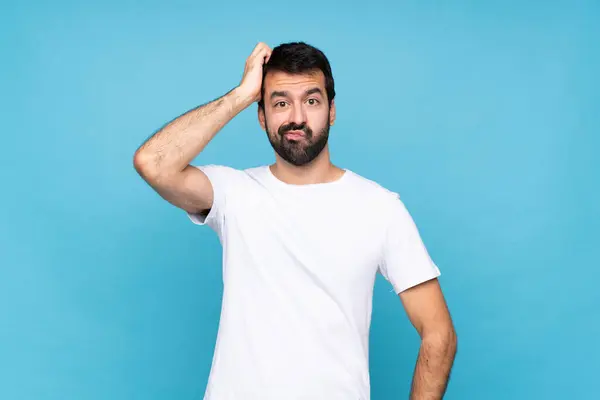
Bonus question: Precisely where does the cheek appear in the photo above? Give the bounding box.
[265,113,285,131]
[309,110,330,129]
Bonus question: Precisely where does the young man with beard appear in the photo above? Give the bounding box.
[134,42,457,400]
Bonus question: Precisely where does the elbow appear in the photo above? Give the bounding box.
[422,325,457,357]
[133,150,159,180]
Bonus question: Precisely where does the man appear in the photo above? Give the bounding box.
[134,42,457,399]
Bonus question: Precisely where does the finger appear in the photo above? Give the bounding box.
[253,42,269,55]
[259,48,271,63]
[248,42,264,59]
[251,47,270,66]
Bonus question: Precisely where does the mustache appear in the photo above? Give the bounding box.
[279,122,312,137]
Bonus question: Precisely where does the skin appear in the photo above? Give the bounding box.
[133,42,457,399]
[402,279,457,399]
[258,69,344,185]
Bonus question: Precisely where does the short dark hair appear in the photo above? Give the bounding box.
[258,42,336,109]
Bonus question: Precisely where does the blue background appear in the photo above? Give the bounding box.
[2,1,598,399]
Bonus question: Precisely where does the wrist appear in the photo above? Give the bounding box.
[231,86,256,110]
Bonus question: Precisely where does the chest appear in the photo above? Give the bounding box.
[224,186,385,291]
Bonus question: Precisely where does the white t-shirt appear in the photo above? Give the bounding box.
[187,165,441,400]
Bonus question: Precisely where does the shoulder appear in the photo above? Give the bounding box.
[191,164,243,178]
[345,169,402,207]
[347,172,425,243]
[191,164,266,182]
[190,164,270,194]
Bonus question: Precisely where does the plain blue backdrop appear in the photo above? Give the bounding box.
[1,0,598,399]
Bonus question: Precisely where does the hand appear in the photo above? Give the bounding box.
[237,42,272,104]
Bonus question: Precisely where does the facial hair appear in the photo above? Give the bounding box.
[265,118,330,167]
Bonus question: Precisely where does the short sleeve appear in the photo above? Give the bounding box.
[378,194,441,294]
[186,164,242,235]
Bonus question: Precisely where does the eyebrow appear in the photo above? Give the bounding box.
[270,87,324,100]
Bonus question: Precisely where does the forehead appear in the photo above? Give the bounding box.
[264,70,326,96]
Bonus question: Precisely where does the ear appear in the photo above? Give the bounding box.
[258,105,266,131]
[329,99,336,126]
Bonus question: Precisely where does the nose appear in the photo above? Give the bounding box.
[289,102,307,125]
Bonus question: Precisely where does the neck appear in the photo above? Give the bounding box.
[270,146,344,185]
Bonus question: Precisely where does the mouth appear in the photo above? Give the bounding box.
[283,130,306,140]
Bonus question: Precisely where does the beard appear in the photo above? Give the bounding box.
[265,118,330,167]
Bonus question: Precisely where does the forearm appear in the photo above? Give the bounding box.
[134,87,252,176]
[410,330,457,399]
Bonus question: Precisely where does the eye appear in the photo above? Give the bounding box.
[274,101,287,108]
[307,98,320,105]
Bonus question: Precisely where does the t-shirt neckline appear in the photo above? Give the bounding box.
[265,165,350,189]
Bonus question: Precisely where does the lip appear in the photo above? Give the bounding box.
[283,130,306,139]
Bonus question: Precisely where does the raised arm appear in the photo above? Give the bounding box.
[400,278,457,399]
[133,42,272,215]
